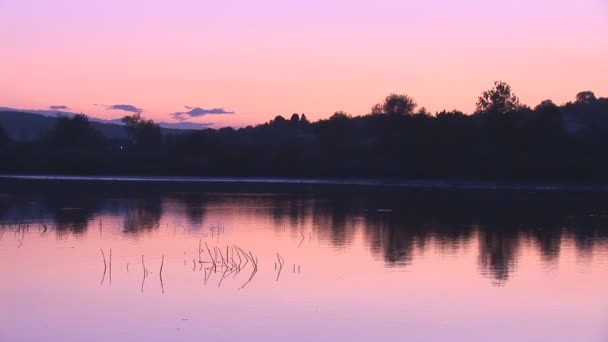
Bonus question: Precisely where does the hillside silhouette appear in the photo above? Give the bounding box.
[1,81,607,181]
[0,110,200,142]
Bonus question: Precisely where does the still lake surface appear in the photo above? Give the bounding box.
[1,177,607,341]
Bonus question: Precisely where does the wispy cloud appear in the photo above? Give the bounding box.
[95,103,142,114]
[171,106,234,121]
[49,105,69,110]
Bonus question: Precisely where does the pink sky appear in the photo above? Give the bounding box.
[1,0,607,127]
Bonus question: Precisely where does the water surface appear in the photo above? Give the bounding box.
[1,179,607,341]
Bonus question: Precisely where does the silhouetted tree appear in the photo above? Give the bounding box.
[122,113,161,149]
[48,114,104,148]
[290,113,300,123]
[35,114,109,173]
[534,100,557,111]
[271,115,287,125]
[416,107,431,117]
[300,114,310,125]
[575,91,597,104]
[533,100,562,130]
[476,81,521,114]
[371,94,417,115]
[330,111,350,120]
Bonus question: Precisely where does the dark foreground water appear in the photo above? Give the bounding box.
[1,178,607,341]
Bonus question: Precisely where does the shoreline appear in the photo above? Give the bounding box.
[2,174,608,192]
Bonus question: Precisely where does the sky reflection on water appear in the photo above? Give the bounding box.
[1,182,608,341]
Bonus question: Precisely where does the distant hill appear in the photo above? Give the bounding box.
[0,110,201,142]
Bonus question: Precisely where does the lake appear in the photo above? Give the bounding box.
[1,177,607,341]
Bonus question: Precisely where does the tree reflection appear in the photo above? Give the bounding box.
[477,228,521,285]
[529,227,562,262]
[170,193,208,227]
[42,191,104,236]
[312,198,357,248]
[122,197,162,234]
[1,184,608,285]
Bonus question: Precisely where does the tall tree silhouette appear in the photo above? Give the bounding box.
[476,81,521,114]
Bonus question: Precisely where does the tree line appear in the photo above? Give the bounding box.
[1,81,607,182]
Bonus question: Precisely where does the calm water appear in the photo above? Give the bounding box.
[1,179,608,341]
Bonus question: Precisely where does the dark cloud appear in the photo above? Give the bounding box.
[95,104,142,114]
[171,106,234,121]
[49,105,69,111]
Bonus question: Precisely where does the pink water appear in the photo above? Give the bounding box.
[1,189,607,341]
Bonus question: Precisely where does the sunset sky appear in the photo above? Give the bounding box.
[1,0,607,128]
